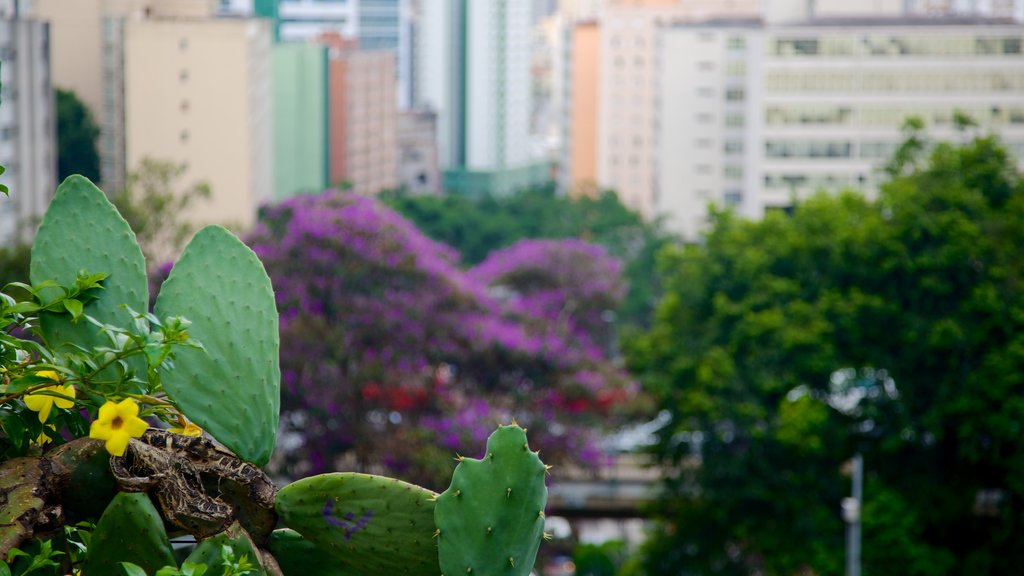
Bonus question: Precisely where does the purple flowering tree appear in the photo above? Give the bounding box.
[246,192,634,487]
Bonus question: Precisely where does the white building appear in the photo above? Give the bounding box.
[417,0,549,196]
[595,0,761,218]
[655,18,1024,240]
[0,17,56,246]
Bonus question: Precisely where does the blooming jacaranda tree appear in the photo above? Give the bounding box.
[246,192,635,487]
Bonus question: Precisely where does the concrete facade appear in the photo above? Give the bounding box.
[397,108,440,194]
[655,19,1024,240]
[0,17,56,246]
[596,0,760,217]
[124,17,273,230]
[323,35,399,195]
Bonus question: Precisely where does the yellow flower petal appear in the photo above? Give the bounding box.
[24,377,75,423]
[36,370,60,381]
[104,433,131,457]
[169,422,203,437]
[53,384,76,409]
[24,392,54,423]
[89,398,149,456]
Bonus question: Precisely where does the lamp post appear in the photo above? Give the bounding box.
[841,453,863,576]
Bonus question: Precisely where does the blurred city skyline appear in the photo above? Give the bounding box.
[0,0,1022,247]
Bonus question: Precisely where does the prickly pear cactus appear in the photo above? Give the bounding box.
[81,492,176,575]
[154,225,280,466]
[268,529,359,576]
[434,424,548,576]
[275,472,439,575]
[185,521,267,576]
[30,175,147,358]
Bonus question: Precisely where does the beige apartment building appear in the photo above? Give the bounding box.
[30,0,222,193]
[594,0,760,217]
[124,16,273,230]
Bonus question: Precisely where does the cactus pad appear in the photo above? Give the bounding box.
[153,225,280,465]
[268,529,360,576]
[81,492,176,575]
[434,424,548,576]
[275,473,439,575]
[30,175,147,358]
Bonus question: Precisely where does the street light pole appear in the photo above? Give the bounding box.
[842,453,863,576]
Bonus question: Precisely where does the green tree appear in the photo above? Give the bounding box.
[55,89,101,182]
[110,158,211,265]
[385,186,676,329]
[628,130,1024,575]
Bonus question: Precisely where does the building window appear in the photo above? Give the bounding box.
[724,139,743,153]
[180,130,189,143]
[698,61,715,71]
[726,61,746,77]
[724,190,743,205]
[724,165,743,179]
[727,37,746,50]
[179,38,188,51]
[725,87,745,101]
[180,69,189,83]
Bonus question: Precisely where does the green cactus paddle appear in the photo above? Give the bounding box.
[154,225,280,466]
[434,424,549,576]
[81,492,176,575]
[275,472,439,575]
[30,175,147,366]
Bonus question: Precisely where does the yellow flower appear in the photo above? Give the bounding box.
[23,371,76,423]
[169,421,203,437]
[34,425,57,445]
[89,399,148,456]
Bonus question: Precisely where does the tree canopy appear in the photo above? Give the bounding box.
[628,126,1024,575]
[247,192,637,488]
[55,88,101,183]
[385,186,675,329]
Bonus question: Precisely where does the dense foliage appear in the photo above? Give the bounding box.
[55,89,100,183]
[629,127,1024,575]
[248,192,637,488]
[385,186,675,329]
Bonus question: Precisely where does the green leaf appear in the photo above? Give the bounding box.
[179,562,208,576]
[122,562,151,576]
[5,302,41,315]
[64,298,84,321]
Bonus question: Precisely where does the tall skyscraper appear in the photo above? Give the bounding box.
[417,0,549,196]
[0,16,56,246]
